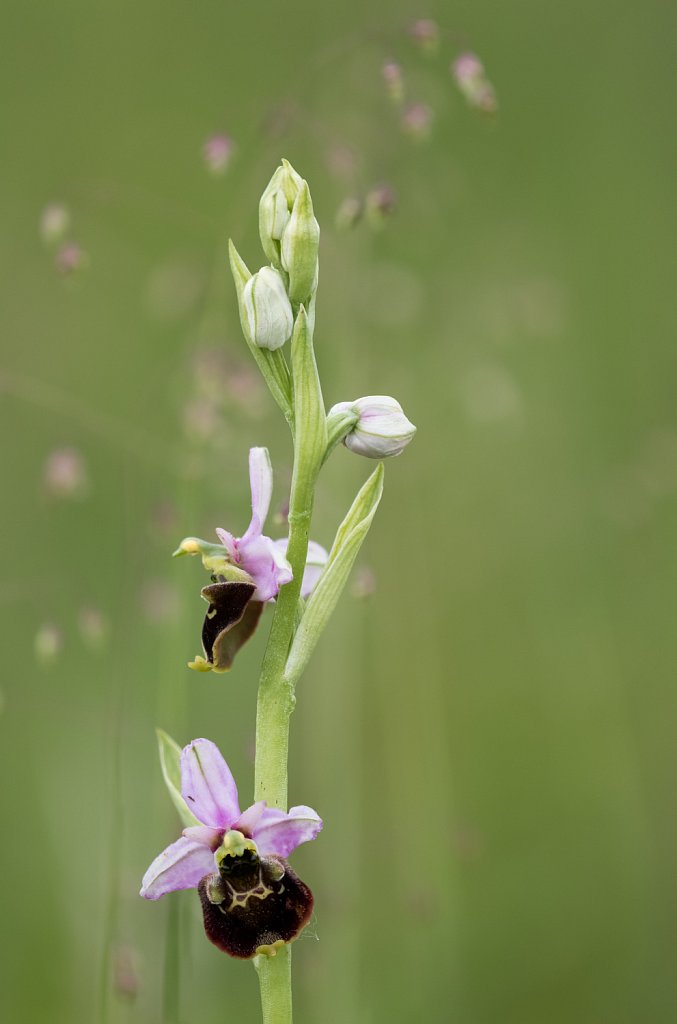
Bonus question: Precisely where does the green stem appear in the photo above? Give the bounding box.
[254,946,293,1024]
[253,411,317,1023]
[254,501,312,806]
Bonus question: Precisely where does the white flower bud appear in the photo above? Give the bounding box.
[259,160,303,266]
[243,267,293,351]
[328,395,416,458]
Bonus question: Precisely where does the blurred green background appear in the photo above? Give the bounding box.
[2,1,676,1022]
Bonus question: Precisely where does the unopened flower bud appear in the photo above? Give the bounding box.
[243,267,293,350]
[365,184,396,228]
[280,182,320,305]
[259,160,303,266]
[328,395,416,458]
[452,53,498,115]
[55,241,87,275]
[382,61,404,104]
[409,19,440,54]
[203,134,234,175]
[43,446,88,499]
[401,102,433,141]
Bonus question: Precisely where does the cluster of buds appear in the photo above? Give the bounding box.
[236,161,321,354]
[258,160,320,305]
[452,52,498,115]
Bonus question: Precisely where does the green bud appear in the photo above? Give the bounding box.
[281,181,320,305]
[259,160,303,266]
[243,267,294,351]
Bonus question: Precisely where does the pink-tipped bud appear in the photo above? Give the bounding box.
[382,61,404,104]
[328,395,416,459]
[408,19,440,54]
[452,52,498,115]
[365,185,396,228]
[401,102,433,141]
[43,446,88,499]
[203,134,234,175]
[55,241,87,275]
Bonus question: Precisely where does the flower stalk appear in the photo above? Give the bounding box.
[252,309,324,1024]
[141,159,415,1024]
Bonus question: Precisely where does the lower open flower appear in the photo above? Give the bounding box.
[140,739,322,958]
[198,833,314,958]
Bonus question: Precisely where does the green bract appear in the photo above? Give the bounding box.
[284,463,385,687]
[155,728,200,828]
[229,241,293,422]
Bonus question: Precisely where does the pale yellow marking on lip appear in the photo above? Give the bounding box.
[254,939,285,958]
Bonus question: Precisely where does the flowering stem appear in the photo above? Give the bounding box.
[254,498,312,808]
[253,380,318,1022]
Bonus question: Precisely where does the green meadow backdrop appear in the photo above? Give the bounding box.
[2,1,676,1022]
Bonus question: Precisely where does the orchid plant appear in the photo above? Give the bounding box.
[141,160,415,1023]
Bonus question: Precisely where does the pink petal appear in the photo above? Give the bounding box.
[252,804,323,858]
[241,447,273,541]
[238,532,291,601]
[180,739,240,829]
[233,800,268,836]
[140,836,215,900]
[182,825,224,850]
[274,538,327,598]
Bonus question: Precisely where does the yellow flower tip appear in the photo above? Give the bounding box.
[187,655,213,672]
[173,537,201,557]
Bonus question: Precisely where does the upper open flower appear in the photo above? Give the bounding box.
[175,448,329,672]
[216,447,292,602]
[140,738,323,901]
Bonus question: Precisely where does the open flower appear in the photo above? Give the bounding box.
[141,738,322,958]
[176,448,328,671]
[216,447,292,603]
